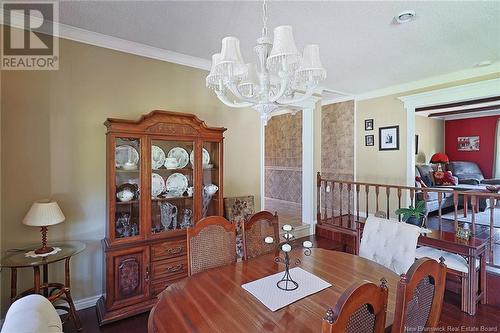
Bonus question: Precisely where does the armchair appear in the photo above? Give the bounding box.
[448,161,500,185]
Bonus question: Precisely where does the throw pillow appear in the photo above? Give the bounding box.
[433,171,457,186]
[415,176,427,188]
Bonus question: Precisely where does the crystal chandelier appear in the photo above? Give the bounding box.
[206,0,326,123]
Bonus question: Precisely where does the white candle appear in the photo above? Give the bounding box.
[282,224,292,231]
[264,236,274,244]
[282,244,292,252]
[303,241,313,248]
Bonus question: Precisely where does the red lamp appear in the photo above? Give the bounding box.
[430,153,449,172]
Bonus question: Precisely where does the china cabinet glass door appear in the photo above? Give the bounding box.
[201,141,221,218]
[150,139,195,235]
[114,137,141,240]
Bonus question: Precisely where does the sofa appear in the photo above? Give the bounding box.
[415,164,455,213]
[447,161,500,185]
[1,294,62,333]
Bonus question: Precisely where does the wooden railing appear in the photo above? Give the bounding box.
[316,172,500,266]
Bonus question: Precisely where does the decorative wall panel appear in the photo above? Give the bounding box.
[321,101,355,215]
[264,112,302,204]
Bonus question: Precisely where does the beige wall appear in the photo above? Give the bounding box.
[415,116,444,164]
[1,38,260,313]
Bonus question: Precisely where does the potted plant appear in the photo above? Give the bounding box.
[395,200,426,226]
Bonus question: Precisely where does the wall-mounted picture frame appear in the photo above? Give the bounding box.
[379,126,399,151]
[365,135,374,146]
[415,135,419,155]
[457,136,480,151]
[364,119,374,131]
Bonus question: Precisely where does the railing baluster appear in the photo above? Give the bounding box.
[438,191,443,231]
[340,182,344,227]
[365,185,369,219]
[375,185,380,213]
[386,187,390,219]
[324,181,328,221]
[397,188,402,222]
[317,173,322,222]
[464,193,468,218]
[471,195,476,236]
[347,184,352,228]
[356,184,360,222]
[410,189,415,207]
[331,181,336,220]
[490,196,495,264]
[453,191,459,231]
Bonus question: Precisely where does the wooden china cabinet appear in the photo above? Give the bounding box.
[96,110,226,325]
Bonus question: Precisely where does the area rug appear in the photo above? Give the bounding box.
[441,208,500,227]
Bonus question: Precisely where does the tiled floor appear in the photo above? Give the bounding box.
[264,197,303,227]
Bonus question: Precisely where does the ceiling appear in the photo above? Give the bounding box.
[415,96,500,120]
[58,1,500,95]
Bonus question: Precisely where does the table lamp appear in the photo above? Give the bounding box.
[430,152,449,172]
[23,200,65,254]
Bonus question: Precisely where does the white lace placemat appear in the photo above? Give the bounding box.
[241,267,331,311]
[25,247,62,258]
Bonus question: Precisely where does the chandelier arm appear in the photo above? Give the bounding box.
[268,76,289,103]
[227,82,259,104]
[276,83,318,105]
[215,90,253,108]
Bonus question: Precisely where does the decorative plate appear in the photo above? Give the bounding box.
[166,173,188,195]
[151,145,166,170]
[115,145,139,169]
[151,173,165,197]
[167,147,189,169]
[189,148,210,167]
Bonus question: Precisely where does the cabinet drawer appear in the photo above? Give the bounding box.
[150,274,186,297]
[151,240,187,261]
[151,256,188,280]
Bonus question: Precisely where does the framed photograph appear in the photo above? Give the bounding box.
[364,119,374,131]
[379,126,399,151]
[365,135,374,146]
[457,136,480,151]
[415,135,419,155]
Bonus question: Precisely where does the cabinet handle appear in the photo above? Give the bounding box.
[165,246,183,255]
[165,264,183,273]
[145,265,150,282]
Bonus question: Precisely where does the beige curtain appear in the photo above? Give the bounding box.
[493,119,500,178]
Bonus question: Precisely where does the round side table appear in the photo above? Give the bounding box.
[1,241,85,331]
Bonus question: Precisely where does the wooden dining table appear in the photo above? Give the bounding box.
[148,248,400,333]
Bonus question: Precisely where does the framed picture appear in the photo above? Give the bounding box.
[415,135,419,155]
[365,119,374,131]
[365,135,374,146]
[379,126,399,151]
[457,136,480,151]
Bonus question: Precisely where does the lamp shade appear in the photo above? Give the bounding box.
[206,53,222,88]
[217,37,247,78]
[23,200,65,227]
[297,44,326,82]
[430,153,449,164]
[267,25,301,71]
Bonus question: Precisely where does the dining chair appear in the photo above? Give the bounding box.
[242,211,279,260]
[359,216,420,275]
[187,216,236,276]
[322,279,389,333]
[391,257,447,333]
[223,195,255,259]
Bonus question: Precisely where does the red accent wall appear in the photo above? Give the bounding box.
[445,115,499,178]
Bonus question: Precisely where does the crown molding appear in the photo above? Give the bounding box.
[356,63,500,101]
[1,8,211,71]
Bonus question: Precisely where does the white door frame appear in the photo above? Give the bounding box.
[398,78,500,187]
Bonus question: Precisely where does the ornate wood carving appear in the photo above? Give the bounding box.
[146,123,198,135]
[118,258,140,296]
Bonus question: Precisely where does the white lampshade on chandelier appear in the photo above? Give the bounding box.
[206,0,326,123]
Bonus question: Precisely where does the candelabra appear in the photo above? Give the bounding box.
[264,224,313,291]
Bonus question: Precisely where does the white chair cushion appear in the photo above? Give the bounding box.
[359,216,421,275]
[415,246,479,274]
[1,294,62,333]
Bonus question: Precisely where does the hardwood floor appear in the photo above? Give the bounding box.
[62,235,500,333]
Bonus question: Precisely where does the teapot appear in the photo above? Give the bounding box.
[117,188,134,202]
[204,184,219,196]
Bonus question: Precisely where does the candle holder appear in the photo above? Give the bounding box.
[264,224,313,291]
